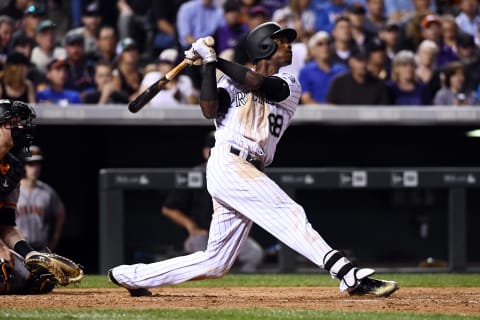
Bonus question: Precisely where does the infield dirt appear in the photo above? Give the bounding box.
[1,287,479,315]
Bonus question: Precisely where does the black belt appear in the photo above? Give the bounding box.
[230,146,264,171]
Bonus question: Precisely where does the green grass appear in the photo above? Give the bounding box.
[77,273,480,288]
[1,309,479,320]
[2,274,480,320]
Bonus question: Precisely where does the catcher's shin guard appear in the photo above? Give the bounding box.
[23,272,58,294]
[0,259,15,294]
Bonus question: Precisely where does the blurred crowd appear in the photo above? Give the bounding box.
[0,0,479,107]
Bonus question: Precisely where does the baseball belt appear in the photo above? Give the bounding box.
[229,146,264,171]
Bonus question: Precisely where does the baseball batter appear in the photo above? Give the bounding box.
[109,22,398,297]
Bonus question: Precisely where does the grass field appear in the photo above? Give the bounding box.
[1,273,479,320]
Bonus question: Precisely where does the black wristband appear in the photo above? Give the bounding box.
[14,240,35,258]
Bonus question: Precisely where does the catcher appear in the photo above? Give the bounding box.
[0,99,83,294]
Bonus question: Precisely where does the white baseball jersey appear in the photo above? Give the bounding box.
[214,71,300,166]
[111,71,352,291]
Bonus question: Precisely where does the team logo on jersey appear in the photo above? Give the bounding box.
[235,90,272,107]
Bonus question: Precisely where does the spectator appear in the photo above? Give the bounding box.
[271,0,316,41]
[441,14,459,53]
[112,37,143,102]
[259,0,288,17]
[116,0,153,57]
[420,14,458,67]
[63,30,96,98]
[364,0,388,34]
[17,146,66,251]
[0,52,35,103]
[378,20,400,60]
[387,50,430,105]
[455,0,479,42]
[366,37,391,80]
[177,0,225,90]
[456,32,480,92]
[176,0,225,51]
[9,34,46,91]
[416,39,443,105]
[161,131,264,273]
[214,0,249,55]
[433,61,478,105]
[345,3,377,50]
[384,0,435,23]
[299,31,348,104]
[327,46,392,105]
[12,4,46,44]
[36,58,82,105]
[90,25,118,64]
[71,2,103,56]
[139,48,198,107]
[45,0,72,41]
[312,0,349,33]
[330,16,355,67]
[233,5,270,66]
[0,15,14,65]
[0,0,30,21]
[83,60,129,104]
[151,0,186,57]
[30,20,66,74]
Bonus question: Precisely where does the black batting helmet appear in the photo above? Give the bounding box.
[246,22,297,63]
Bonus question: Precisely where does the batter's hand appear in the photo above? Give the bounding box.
[184,48,203,66]
[192,37,217,64]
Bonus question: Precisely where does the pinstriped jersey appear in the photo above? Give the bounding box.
[214,72,301,166]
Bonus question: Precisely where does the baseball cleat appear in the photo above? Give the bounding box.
[107,269,153,297]
[349,277,399,297]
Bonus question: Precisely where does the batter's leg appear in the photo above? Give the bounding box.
[110,204,253,289]
[207,150,334,269]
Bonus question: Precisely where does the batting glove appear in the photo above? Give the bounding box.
[184,47,203,66]
[192,38,217,64]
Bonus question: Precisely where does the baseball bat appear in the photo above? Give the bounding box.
[128,60,189,113]
[128,36,215,113]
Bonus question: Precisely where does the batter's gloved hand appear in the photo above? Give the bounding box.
[192,37,217,64]
[184,47,203,66]
[0,258,15,294]
[24,252,84,286]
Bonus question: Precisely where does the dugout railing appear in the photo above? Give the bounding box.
[98,167,479,274]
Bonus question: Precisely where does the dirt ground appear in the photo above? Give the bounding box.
[1,287,480,315]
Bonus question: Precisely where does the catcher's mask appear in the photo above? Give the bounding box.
[246,22,297,63]
[0,99,36,157]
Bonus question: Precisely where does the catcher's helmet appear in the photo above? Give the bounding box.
[246,22,297,63]
[0,99,36,124]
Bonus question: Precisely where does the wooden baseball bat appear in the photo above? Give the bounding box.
[128,59,189,113]
[128,36,215,113]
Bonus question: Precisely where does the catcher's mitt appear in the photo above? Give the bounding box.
[24,252,84,286]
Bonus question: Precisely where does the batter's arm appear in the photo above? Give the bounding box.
[199,63,219,119]
[216,58,290,101]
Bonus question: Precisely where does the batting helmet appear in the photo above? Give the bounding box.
[246,22,297,63]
